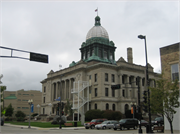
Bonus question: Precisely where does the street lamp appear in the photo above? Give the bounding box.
[37,104,40,115]
[138,35,152,133]
[130,102,136,118]
[28,99,33,128]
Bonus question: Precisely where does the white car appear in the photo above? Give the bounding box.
[95,120,118,130]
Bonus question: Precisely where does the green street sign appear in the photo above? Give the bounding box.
[2,110,6,115]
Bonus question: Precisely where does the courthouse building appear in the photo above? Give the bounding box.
[41,16,159,121]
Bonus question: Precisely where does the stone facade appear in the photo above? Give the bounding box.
[4,89,42,116]
[160,42,179,80]
[41,51,159,115]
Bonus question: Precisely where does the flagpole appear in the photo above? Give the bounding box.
[97,7,98,16]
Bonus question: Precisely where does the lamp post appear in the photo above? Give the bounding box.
[138,35,152,133]
[37,104,40,115]
[28,99,33,128]
[130,102,136,118]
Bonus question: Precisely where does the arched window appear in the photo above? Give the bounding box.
[95,103,97,109]
[112,104,116,111]
[106,103,109,110]
[124,104,129,113]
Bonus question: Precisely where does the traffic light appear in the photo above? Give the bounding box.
[61,102,64,110]
[61,111,64,115]
[142,91,148,112]
[111,84,121,90]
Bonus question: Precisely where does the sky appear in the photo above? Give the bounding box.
[0,0,179,92]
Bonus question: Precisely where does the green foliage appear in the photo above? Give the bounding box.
[16,117,25,122]
[150,77,179,134]
[15,111,26,118]
[85,109,123,121]
[102,110,123,120]
[85,109,102,121]
[64,99,73,116]
[5,103,14,117]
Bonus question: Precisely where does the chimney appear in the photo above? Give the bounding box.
[127,47,133,64]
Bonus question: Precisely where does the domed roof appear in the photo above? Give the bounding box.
[86,16,109,41]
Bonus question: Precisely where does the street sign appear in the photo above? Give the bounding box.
[31,104,34,113]
[55,97,61,101]
[2,110,6,115]
[111,84,121,90]
[30,52,48,63]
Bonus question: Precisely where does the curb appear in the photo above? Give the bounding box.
[4,123,85,130]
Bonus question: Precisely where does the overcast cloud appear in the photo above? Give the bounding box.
[0,0,179,92]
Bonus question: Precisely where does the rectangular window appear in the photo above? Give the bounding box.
[22,100,28,101]
[23,94,29,95]
[105,88,108,96]
[95,74,97,82]
[112,74,115,82]
[10,94,15,96]
[18,99,21,101]
[171,63,179,81]
[95,88,97,97]
[122,75,125,84]
[105,73,108,82]
[43,97,45,103]
[22,107,29,109]
[17,107,21,109]
[122,90,125,97]
[44,87,46,93]
[142,78,145,86]
[89,75,91,80]
[112,89,115,97]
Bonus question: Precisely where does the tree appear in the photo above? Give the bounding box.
[64,99,73,116]
[15,111,26,118]
[5,103,14,117]
[150,77,179,134]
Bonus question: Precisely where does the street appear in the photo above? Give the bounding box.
[1,125,146,134]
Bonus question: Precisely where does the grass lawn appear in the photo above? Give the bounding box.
[5,121,83,128]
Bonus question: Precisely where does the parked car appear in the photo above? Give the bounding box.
[140,120,148,127]
[151,117,164,126]
[95,120,118,130]
[84,119,107,129]
[114,118,138,130]
[1,118,4,126]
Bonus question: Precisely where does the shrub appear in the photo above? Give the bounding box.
[85,109,102,121]
[15,111,26,118]
[17,117,25,122]
[32,113,38,117]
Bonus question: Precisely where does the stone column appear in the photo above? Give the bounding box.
[52,83,54,101]
[126,75,130,98]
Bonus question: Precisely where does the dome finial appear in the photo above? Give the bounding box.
[95,16,101,26]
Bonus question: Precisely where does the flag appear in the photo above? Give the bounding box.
[95,9,98,12]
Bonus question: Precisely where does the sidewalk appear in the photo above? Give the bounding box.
[4,123,85,130]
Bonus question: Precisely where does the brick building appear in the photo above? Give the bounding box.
[4,89,42,116]
[160,42,180,131]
